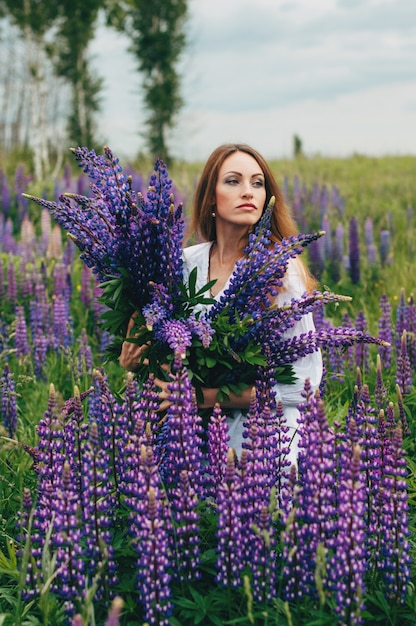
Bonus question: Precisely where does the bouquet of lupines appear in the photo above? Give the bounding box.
[25,147,385,400]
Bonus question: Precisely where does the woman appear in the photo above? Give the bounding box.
[120,143,323,463]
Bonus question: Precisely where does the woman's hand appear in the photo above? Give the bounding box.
[119,314,149,371]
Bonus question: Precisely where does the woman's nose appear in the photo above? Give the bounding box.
[242,184,253,198]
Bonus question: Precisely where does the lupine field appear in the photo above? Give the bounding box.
[0,151,416,626]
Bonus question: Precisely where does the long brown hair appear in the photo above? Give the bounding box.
[187,143,316,291]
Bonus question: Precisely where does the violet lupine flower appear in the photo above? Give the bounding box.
[351,384,382,538]
[49,460,86,616]
[80,421,117,593]
[14,305,30,359]
[364,217,374,245]
[77,328,93,377]
[377,424,411,602]
[329,444,366,626]
[0,169,11,217]
[3,219,17,255]
[62,386,89,497]
[249,505,277,604]
[133,485,173,626]
[0,363,18,438]
[35,384,66,483]
[0,257,4,298]
[289,388,336,599]
[52,293,73,349]
[158,368,205,497]
[7,255,17,305]
[187,314,215,348]
[216,448,245,589]
[378,294,393,368]
[33,330,48,378]
[396,331,412,396]
[24,148,185,325]
[39,208,51,255]
[348,216,360,284]
[168,469,201,582]
[380,229,391,265]
[80,263,92,308]
[206,403,230,498]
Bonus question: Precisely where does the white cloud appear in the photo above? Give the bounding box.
[90,0,416,160]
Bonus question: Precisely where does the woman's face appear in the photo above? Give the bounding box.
[214,151,267,232]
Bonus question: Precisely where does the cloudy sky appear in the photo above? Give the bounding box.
[91,0,416,161]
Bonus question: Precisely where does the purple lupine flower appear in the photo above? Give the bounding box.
[77,328,93,377]
[0,363,18,437]
[216,448,245,589]
[187,314,215,348]
[133,485,173,626]
[7,255,17,304]
[396,331,412,396]
[24,149,185,323]
[80,421,117,592]
[380,229,391,265]
[80,263,92,308]
[378,294,393,368]
[350,384,381,538]
[33,330,48,378]
[377,424,411,602]
[62,386,89,497]
[0,169,11,217]
[156,319,192,370]
[364,217,374,245]
[329,444,366,625]
[3,219,17,254]
[158,368,205,497]
[367,242,377,265]
[0,257,4,299]
[52,294,73,349]
[348,216,360,284]
[15,305,30,359]
[49,460,86,615]
[206,403,229,498]
[249,504,277,604]
[287,387,336,599]
[169,469,201,582]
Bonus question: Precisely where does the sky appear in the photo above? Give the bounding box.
[90,0,416,162]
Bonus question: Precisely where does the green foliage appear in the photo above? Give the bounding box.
[109,0,188,163]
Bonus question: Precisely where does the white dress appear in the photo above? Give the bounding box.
[182,242,323,466]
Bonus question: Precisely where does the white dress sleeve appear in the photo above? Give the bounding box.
[273,257,323,406]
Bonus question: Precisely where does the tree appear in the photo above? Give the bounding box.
[108,0,188,163]
[0,0,60,178]
[53,0,104,149]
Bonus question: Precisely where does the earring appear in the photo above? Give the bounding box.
[212,211,216,217]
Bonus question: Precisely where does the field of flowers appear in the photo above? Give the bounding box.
[0,151,416,626]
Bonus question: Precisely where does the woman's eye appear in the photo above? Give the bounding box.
[225,178,239,185]
[253,180,264,187]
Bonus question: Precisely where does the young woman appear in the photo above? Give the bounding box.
[120,143,323,464]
